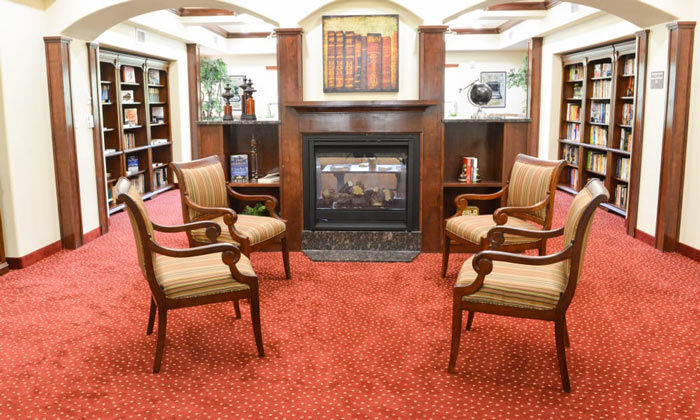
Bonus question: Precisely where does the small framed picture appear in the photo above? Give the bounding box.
[151,106,164,123]
[121,66,136,84]
[229,75,245,112]
[480,71,507,108]
[124,108,138,126]
[121,90,134,103]
[148,69,160,85]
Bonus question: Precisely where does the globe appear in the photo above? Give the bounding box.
[468,82,493,107]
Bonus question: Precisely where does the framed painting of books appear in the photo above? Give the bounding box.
[322,15,399,92]
[480,71,506,108]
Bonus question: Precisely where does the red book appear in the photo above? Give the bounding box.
[354,34,362,90]
[326,31,335,90]
[390,31,398,90]
[381,36,391,90]
[366,33,381,90]
[335,31,345,89]
[344,31,355,90]
[466,159,472,183]
[361,36,368,90]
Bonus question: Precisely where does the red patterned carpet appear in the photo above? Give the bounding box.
[0,191,698,418]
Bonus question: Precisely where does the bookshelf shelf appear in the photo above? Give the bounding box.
[621,73,635,77]
[102,102,113,106]
[148,84,166,88]
[565,120,581,124]
[121,82,140,86]
[618,124,632,128]
[105,150,122,158]
[601,202,627,216]
[620,96,634,100]
[123,125,143,130]
[590,76,612,80]
[566,97,582,101]
[584,168,606,177]
[150,123,167,126]
[124,145,151,153]
[149,101,167,105]
[588,122,609,126]
[590,97,611,101]
[566,79,584,83]
[151,141,172,148]
[126,169,146,177]
[122,102,141,106]
[100,80,112,84]
[103,127,115,132]
[557,184,578,195]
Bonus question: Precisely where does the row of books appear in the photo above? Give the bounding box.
[123,133,137,150]
[572,84,582,98]
[616,157,631,181]
[620,128,633,152]
[621,104,634,125]
[592,62,612,78]
[623,58,635,75]
[567,64,583,81]
[325,30,398,91]
[590,80,612,98]
[568,168,579,190]
[153,167,168,189]
[130,174,146,194]
[590,102,610,124]
[587,152,607,174]
[461,157,479,184]
[589,125,609,146]
[147,87,161,103]
[566,104,581,121]
[614,184,629,209]
[567,123,581,141]
[563,145,579,165]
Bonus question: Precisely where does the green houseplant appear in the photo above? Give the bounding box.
[507,55,529,113]
[242,202,267,216]
[200,57,231,120]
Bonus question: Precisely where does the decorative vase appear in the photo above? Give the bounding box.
[222,84,234,121]
[250,136,259,181]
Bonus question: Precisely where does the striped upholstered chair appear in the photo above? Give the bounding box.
[448,178,609,392]
[116,177,264,373]
[442,154,564,277]
[171,156,290,279]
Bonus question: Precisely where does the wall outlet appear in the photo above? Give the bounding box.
[87,115,95,128]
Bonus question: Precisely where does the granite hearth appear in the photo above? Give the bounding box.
[301,230,421,262]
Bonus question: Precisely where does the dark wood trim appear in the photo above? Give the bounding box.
[179,8,235,17]
[445,63,459,68]
[87,42,109,235]
[203,25,228,38]
[488,2,547,11]
[451,28,499,35]
[84,227,102,244]
[227,32,271,39]
[187,44,201,159]
[265,65,278,71]
[527,37,542,156]
[286,100,437,112]
[44,36,83,250]
[655,22,696,251]
[677,242,700,263]
[626,30,649,236]
[498,20,524,33]
[635,228,655,247]
[6,240,62,269]
[545,1,563,9]
[419,25,447,252]
[276,28,304,250]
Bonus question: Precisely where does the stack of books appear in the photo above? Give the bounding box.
[459,157,478,183]
[325,30,398,91]
[566,104,581,121]
[614,184,629,209]
[569,168,579,190]
[623,58,635,75]
[591,80,612,98]
[616,157,630,181]
[592,62,612,78]
[590,102,610,124]
[567,123,581,141]
[567,64,583,81]
[620,129,632,152]
[589,126,609,147]
[152,167,168,189]
[564,145,579,165]
[123,133,136,149]
[148,87,160,102]
[587,152,607,174]
[621,104,634,125]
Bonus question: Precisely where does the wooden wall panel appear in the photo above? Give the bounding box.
[655,22,695,251]
[187,44,201,159]
[44,36,83,249]
[418,26,447,252]
[276,29,304,250]
[87,42,108,235]
[527,37,543,156]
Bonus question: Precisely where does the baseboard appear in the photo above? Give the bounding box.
[634,229,655,247]
[0,261,9,275]
[6,227,102,269]
[677,242,700,263]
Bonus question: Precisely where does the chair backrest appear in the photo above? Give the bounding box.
[506,154,565,226]
[115,178,156,275]
[170,156,228,222]
[559,178,609,309]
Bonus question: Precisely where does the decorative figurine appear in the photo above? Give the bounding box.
[239,76,248,116]
[249,136,259,181]
[241,78,257,120]
[222,84,234,121]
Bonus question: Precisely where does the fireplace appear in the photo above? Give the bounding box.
[303,134,420,231]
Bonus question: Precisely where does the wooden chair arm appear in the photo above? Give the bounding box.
[226,185,283,220]
[487,226,564,250]
[152,220,222,243]
[492,193,551,225]
[453,186,508,216]
[183,194,238,226]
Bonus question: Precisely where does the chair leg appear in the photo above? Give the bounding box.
[153,309,167,374]
[538,240,547,256]
[233,299,242,319]
[554,318,571,392]
[441,236,451,277]
[281,236,291,279]
[465,311,475,331]
[563,316,570,347]
[249,293,265,358]
[447,299,463,373]
[146,298,156,335]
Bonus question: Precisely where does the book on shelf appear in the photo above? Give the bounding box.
[586,152,607,174]
[325,30,398,91]
[148,87,161,102]
[366,33,381,90]
[326,31,336,89]
[230,154,249,182]
[566,103,581,121]
[131,174,146,194]
[124,108,138,126]
[616,157,631,181]
[148,69,160,85]
[591,80,612,98]
[123,133,136,149]
[572,84,582,98]
[592,62,612,78]
[589,102,610,124]
[564,145,579,164]
[381,36,391,90]
[567,64,583,81]
[615,184,629,209]
[152,167,168,189]
[621,103,634,125]
[589,125,609,147]
[354,34,362,89]
[101,85,110,103]
[620,128,633,152]
[569,168,579,190]
[127,156,139,174]
[623,58,635,75]
[151,106,165,123]
[122,66,136,83]
[567,123,581,141]
[344,31,355,89]
[334,31,345,88]
[460,157,478,184]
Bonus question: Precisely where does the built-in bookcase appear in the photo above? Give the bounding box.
[557,40,638,218]
[98,49,174,215]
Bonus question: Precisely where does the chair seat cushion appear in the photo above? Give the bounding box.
[446,215,541,246]
[154,252,255,299]
[456,256,567,310]
[192,214,286,246]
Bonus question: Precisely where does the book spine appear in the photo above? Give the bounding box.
[335,31,345,89]
[326,31,335,90]
[381,36,391,90]
[344,31,355,90]
[366,34,380,90]
[361,36,368,90]
[390,31,398,90]
[354,34,362,90]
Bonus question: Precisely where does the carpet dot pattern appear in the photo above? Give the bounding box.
[0,191,698,418]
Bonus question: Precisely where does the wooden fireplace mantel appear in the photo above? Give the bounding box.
[286,100,438,113]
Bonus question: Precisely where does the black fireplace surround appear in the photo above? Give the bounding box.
[303,134,420,231]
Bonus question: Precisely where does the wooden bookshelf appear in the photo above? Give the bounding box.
[98,50,174,215]
[557,40,638,219]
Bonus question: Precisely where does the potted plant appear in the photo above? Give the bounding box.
[507,55,528,114]
[200,57,231,120]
